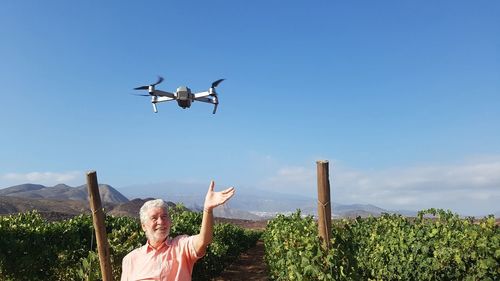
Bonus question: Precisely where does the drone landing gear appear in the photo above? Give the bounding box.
[152,103,158,113]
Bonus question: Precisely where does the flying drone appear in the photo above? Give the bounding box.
[133,76,225,114]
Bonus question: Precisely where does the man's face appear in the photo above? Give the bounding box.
[142,207,171,244]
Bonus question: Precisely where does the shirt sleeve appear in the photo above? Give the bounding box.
[176,235,204,262]
[187,235,205,260]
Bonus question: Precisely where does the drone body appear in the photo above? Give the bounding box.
[133,77,224,114]
[174,86,193,109]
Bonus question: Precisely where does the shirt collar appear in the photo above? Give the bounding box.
[144,237,172,253]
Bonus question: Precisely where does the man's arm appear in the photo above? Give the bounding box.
[193,180,235,256]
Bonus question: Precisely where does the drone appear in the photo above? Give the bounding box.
[133,76,224,114]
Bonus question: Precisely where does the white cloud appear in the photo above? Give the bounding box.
[259,158,500,216]
[261,166,316,192]
[1,171,83,187]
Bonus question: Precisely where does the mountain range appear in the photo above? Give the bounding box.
[0,183,415,220]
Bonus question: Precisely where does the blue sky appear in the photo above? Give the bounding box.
[1,1,499,216]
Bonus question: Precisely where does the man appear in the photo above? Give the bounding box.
[121,180,235,281]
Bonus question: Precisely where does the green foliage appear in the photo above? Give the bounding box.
[263,210,350,281]
[0,208,260,281]
[0,211,62,281]
[169,204,203,236]
[263,209,500,281]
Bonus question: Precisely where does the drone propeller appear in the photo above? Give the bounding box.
[134,76,164,90]
[211,79,225,88]
[212,93,220,114]
[209,79,223,113]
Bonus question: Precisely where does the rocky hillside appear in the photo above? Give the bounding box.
[0,183,128,203]
[0,183,182,220]
[0,195,88,214]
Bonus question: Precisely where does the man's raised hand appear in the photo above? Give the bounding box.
[203,180,235,211]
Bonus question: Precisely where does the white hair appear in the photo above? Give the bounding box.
[139,199,169,224]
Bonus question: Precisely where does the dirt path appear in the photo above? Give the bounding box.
[212,240,269,281]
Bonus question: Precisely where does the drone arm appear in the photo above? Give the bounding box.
[194,91,211,98]
[153,90,176,98]
[150,96,175,113]
[194,97,216,104]
[155,96,175,103]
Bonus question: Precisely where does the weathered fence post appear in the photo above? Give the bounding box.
[317,160,332,249]
[87,171,113,281]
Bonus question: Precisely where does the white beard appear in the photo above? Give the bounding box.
[146,226,170,244]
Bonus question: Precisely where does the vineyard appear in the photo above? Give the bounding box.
[264,209,500,281]
[1,208,499,281]
[0,206,261,281]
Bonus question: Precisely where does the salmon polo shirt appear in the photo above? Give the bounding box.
[121,235,203,281]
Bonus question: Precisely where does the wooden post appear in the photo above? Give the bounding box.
[317,160,332,249]
[87,171,113,281]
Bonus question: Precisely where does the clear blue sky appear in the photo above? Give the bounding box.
[1,1,499,216]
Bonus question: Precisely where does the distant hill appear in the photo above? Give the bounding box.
[0,183,46,195]
[0,183,128,203]
[107,198,177,218]
[0,195,89,215]
[107,198,152,218]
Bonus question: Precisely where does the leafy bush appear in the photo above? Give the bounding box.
[264,209,500,281]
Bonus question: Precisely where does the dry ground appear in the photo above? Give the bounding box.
[212,218,269,281]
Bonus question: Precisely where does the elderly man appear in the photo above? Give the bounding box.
[120,180,235,281]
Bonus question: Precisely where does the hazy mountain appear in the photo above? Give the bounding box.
[336,203,386,214]
[391,209,418,217]
[118,182,205,206]
[292,202,392,218]
[177,201,264,220]
[120,182,315,210]
[0,183,129,203]
[206,204,263,220]
[119,182,399,218]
